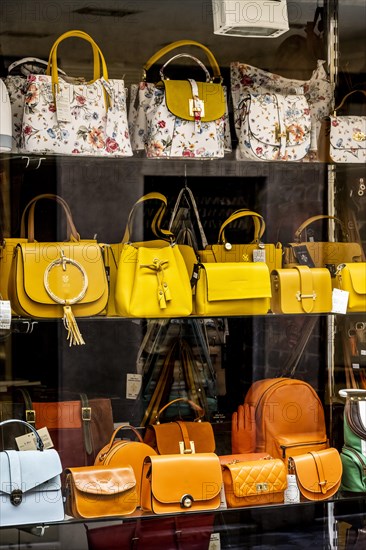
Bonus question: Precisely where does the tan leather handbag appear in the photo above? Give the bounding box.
[64,465,138,518]
[270,266,333,314]
[144,398,216,455]
[289,448,342,501]
[222,457,287,508]
[140,452,222,514]
[94,425,156,506]
[283,215,364,270]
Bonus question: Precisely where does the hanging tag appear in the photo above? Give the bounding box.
[209,533,221,550]
[56,88,72,123]
[331,288,349,314]
[16,427,54,451]
[284,474,300,503]
[0,300,11,330]
[219,483,227,509]
[253,249,266,263]
[126,373,142,399]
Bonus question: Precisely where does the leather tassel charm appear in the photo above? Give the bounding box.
[63,306,85,346]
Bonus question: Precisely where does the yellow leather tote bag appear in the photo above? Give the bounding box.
[114,193,193,318]
[8,194,108,345]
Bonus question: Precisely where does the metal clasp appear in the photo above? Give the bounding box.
[82,407,91,421]
[296,291,316,301]
[275,123,289,142]
[10,489,23,506]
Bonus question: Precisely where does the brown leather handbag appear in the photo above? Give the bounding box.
[144,398,216,454]
[94,425,156,506]
[64,465,138,518]
[140,452,222,514]
[222,457,287,508]
[289,448,343,501]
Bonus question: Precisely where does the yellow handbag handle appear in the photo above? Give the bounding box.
[218,210,266,244]
[46,30,109,95]
[334,89,366,114]
[20,193,80,243]
[122,192,175,243]
[143,39,222,82]
[46,30,101,82]
[294,215,348,242]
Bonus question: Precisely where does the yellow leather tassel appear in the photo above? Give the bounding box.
[158,286,167,309]
[63,306,85,346]
[162,281,171,302]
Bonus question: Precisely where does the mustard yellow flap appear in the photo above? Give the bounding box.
[225,459,287,498]
[149,453,222,504]
[202,262,271,302]
[291,448,342,496]
[164,80,225,121]
[344,263,366,294]
[18,242,107,306]
[70,465,136,495]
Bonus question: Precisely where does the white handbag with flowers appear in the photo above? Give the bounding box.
[128,40,231,159]
[21,30,132,157]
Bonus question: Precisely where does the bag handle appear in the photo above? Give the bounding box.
[20,194,80,243]
[0,419,44,451]
[168,186,208,249]
[334,89,366,114]
[155,397,205,424]
[97,425,144,461]
[159,54,212,82]
[46,30,109,95]
[143,40,222,82]
[293,215,349,243]
[339,388,366,400]
[217,210,266,245]
[122,192,175,243]
[7,57,67,76]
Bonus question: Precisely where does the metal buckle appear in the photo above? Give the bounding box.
[296,291,316,301]
[256,483,268,492]
[25,409,36,424]
[179,440,195,454]
[189,99,205,117]
[82,407,91,421]
[10,489,23,506]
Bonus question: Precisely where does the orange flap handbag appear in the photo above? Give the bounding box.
[64,465,138,518]
[140,453,222,514]
[144,398,216,454]
[289,448,343,501]
[94,425,156,506]
[222,457,287,508]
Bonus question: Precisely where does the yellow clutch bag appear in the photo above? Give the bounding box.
[194,262,271,316]
[140,453,222,514]
[333,263,366,312]
[270,266,333,314]
[222,457,287,508]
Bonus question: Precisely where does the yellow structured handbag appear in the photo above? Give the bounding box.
[222,457,287,508]
[64,465,138,518]
[114,193,193,318]
[7,194,108,345]
[270,266,333,314]
[333,263,366,312]
[283,215,364,269]
[200,209,283,275]
[140,453,222,514]
[289,448,342,501]
[194,262,271,316]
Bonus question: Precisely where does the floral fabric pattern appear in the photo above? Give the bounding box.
[231,60,333,154]
[3,75,28,152]
[236,92,311,161]
[128,81,231,159]
[329,115,366,163]
[21,75,132,157]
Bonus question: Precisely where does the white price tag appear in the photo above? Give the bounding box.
[209,533,221,550]
[331,288,349,314]
[37,427,54,449]
[219,483,227,509]
[56,90,72,123]
[0,300,11,330]
[253,249,266,263]
[16,427,54,451]
[126,373,142,399]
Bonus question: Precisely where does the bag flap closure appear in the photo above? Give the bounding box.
[329,116,366,151]
[291,448,342,495]
[164,80,225,121]
[17,241,107,305]
[69,465,136,495]
[148,453,222,503]
[276,432,328,447]
[246,93,311,147]
[343,263,366,294]
[149,422,216,454]
[224,458,286,497]
[202,262,271,302]
[0,449,62,495]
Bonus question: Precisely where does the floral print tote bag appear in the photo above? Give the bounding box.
[128,40,231,159]
[21,30,132,157]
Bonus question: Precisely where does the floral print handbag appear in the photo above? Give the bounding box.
[128,40,231,159]
[21,30,132,157]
